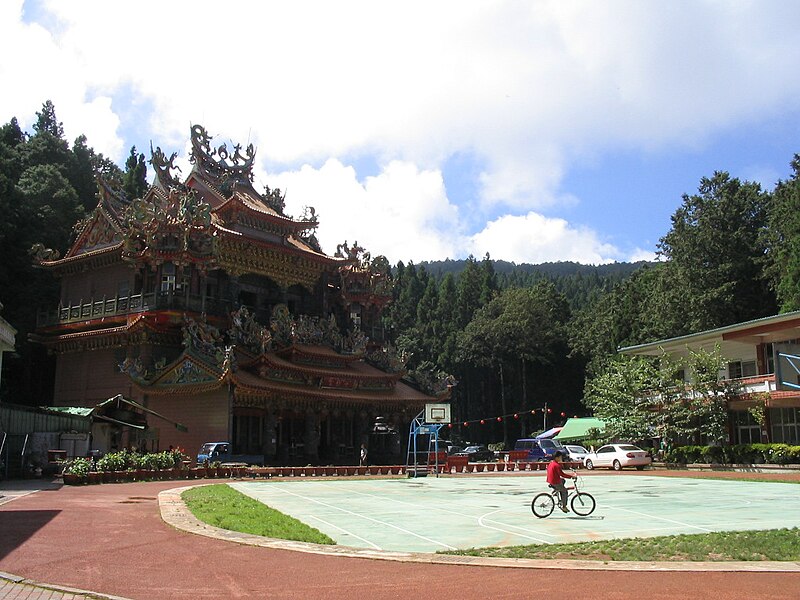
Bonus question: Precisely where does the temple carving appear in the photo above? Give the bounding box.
[33,125,449,464]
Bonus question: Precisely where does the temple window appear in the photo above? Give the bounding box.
[161,263,176,292]
[350,304,362,327]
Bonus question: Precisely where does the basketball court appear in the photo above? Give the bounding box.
[230,473,800,553]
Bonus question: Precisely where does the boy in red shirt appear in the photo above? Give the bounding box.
[546,450,575,512]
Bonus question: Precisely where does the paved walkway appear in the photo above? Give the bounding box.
[1,474,799,599]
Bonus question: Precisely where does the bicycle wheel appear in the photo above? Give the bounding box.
[531,493,555,518]
[570,492,596,516]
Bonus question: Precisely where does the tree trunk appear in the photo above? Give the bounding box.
[499,362,508,446]
[521,357,527,438]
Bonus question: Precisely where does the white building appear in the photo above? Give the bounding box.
[619,311,800,445]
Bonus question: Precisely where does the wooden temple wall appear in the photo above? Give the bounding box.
[53,348,136,408]
[59,263,132,306]
[146,391,229,460]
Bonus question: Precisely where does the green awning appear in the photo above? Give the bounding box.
[554,417,605,441]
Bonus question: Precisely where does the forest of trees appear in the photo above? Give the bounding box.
[2,101,799,448]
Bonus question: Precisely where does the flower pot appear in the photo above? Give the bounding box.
[357,466,367,476]
[485,463,495,472]
[475,464,485,472]
[368,466,380,475]
[87,471,103,485]
[390,466,401,475]
[496,462,505,472]
[465,464,475,473]
[63,473,84,485]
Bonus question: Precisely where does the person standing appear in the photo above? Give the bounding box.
[360,444,368,466]
[546,450,576,512]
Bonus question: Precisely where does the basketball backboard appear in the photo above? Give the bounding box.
[424,403,451,424]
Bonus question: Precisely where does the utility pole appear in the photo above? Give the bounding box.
[543,401,548,432]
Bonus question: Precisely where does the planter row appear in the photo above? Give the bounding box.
[63,465,407,484]
[62,461,581,485]
[248,465,405,478]
[445,460,581,474]
[63,467,245,485]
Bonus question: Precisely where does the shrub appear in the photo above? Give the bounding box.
[97,452,126,472]
[701,445,725,464]
[64,457,92,477]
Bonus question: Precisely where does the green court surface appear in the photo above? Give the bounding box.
[229,474,800,553]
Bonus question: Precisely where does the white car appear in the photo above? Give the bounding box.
[564,444,589,462]
[583,444,652,471]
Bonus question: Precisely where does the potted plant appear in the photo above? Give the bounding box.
[63,457,91,485]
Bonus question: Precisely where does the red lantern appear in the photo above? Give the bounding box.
[448,423,453,428]
[463,422,469,427]
[513,413,519,419]
[560,412,566,417]
[530,409,536,415]
[547,408,552,413]
[496,416,502,422]
[480,419,485,425]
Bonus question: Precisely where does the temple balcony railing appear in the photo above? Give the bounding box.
[36,292,234,328]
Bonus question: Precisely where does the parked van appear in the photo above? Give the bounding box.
[513,437,565,461]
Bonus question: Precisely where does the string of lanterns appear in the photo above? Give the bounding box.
[445,407,574,428]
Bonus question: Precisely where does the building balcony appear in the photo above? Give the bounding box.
[36,292,234,328]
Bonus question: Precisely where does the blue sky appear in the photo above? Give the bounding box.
[2,1,799,265]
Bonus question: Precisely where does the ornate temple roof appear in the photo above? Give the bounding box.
[35,124,347,279]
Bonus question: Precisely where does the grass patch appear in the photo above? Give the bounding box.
[182,484,335,545]
[441,528,800,561]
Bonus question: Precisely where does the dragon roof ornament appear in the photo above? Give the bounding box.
[150,143,182,190]
[189,124,255,186]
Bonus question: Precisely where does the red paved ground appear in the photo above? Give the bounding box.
[1,475,799,600]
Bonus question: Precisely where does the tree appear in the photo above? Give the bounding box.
[458,282,571,444]
[123,146,148,200]
[658,171,776,330]
[765,155,800,312]
[585,344,739,449]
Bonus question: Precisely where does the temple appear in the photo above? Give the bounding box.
[33,125,449,464]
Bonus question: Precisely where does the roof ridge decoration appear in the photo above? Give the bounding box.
[229,306,273,355]
[182,315,226,365]
[150,143,182,190]
[120,185,214,268]
[189,124,255,194]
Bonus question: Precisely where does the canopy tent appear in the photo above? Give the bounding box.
[535,426,563,440]
[554,417,605,442]
[42,395,188,432]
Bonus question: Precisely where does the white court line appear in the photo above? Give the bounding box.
[346,486,559,540]
[306,514,383,550]
[477,508,553,544]
[604,504,713,533]
[257,484,458,550]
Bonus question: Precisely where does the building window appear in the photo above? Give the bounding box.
[728,360,756,379]
[731,410,761,444]
[770,407,799,444]
[160,263,176,292]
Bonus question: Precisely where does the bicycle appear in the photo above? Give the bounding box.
[530,474,596,518]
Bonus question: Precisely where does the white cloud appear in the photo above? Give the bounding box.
[469,212,620,265]
[265,159,461,264]
[626,248,658,263]
[2,1,798,264]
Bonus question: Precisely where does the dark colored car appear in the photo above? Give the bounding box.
[456,445,496,462]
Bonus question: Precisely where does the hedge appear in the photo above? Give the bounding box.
[665,444,800,465]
